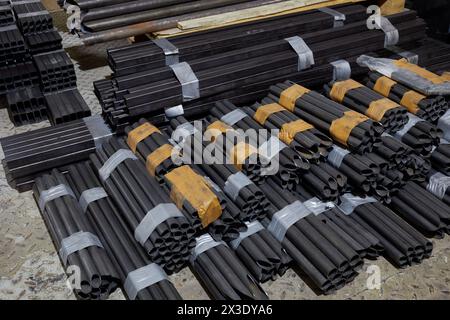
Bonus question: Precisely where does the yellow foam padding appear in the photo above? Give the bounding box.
[279,84,310,111]
[254,103,286,125]
[329,111,369,146]
[165,165,222,228]
[230,141,258,171]
[393,59,446,84]
[441,72,450,81]
[373,76,397,97]
[127,122,161,153]
[279,119,314,145]
[206,120,233,142]
[400,90,425,114]
[146,144,174,177]
[329,79,364,103]
[366,98,399,122]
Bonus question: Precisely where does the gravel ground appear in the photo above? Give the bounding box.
[0,10,450,301]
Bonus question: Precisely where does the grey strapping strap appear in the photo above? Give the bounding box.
[331,60,351,81]
[203,176,222,193]
[169,62,199,101]
[124,263,167,300]
[303,197,335,216]
[427,172,450,199]
[230,221,264,249]
[221,109,248,126]
[165,105,184,118]
[319,7,345,27]
[438,109,450,141]
[175,122,198,141]
[79,187,108,213]
[190,234,224,264]
[267,201,311,242]
[224,171,253,200]
[259,136,287,161]
[0,24,18,32]
[338,193,376,215]
[327,145,350,168]
[285,36,315,71]
[83,115,113,149]
[134,203,183,246]
[38,184,75,212]
[153,38,179,65]
[18,10,48,18]
[387,46,419,64]
[375,16,399,47]
[99,149,137,182]
[395,114,423,138]
[59,231,103,266]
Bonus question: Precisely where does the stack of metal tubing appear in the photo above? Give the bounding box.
[228,221,291,283]
[390,181,450,238]
[94,10,426,131]
[0,1,14,27]
[0,115,113,192]
[124,119,248,241]
[168,116,271,222]
[324,79,409,133]
[190,234,269,300]
[90,137,197,273]
[44,89,92,125]
[364,72,448,122]
[106,4,368,76]
[25,29,63,55]
[5,86,48,126]
[268,81,384,154]
[0,61,39,95]
[0,24,28,66]
[260,178,363,294]
[431,143,450,175]
[33,169,120,300]
[65,161,182,300]
[211,100,310,184]
[11,0,53,35]
[335,194,432,268]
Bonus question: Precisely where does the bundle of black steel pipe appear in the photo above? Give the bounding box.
[336,194,432,268]
[124,119,248,241]
[44,89,92,125]
[211,100,310,184]
[11,0,53,35]
[107,4,368,76]
[0,24,28,67]
[324,79,409,133]
[190,233,269,300]
[268,81,384,154]
[65,161,183,300]
[6,86,48,126]
[364,72,448,122]
[260,178,362,294]
[0,61,39,95]
[0,2,14,27]
[0,115,113,192]
[228,221,291,283]
[168,116,271,222]
[25,29,63,55]
[89,137,197,273]
[33,169,120,300]
[389,181,450,238]
[430,142,450,175]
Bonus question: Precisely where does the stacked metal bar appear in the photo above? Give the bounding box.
[324,79,409,133]
[0,61,39,95]
[45,89,92,125]
[268,81,384,154]
[0,24,28,66]
[0,116,112,192]
[33,169,120,300]
[0,1,14,26]
[11,0,53,35]
[6,86,47,126]
[33,50,77,93]
[25,29,62,55]
[124,119,248,242]
[364,72,448,122]
[190,233,269,300]
[90,137,197,273]
[65,161,183,300]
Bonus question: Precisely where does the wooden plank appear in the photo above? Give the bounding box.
[379,0,405,15]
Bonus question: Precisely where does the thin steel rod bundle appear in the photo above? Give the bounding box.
[90,137,196,273]
[65,161,183,300]
[33,169,120,300]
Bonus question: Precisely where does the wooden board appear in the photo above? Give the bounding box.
[379,0,405,15]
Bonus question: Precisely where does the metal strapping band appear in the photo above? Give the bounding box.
[221,109,248,126]
[285,36,315,71]
[375,16,399,47]
[38,184,75,212]
[79,187,108,213]
[124,263,167,300]
[259,136,288,161]
[427,172,450,199]
[338,194,377,215]
[230,221,264,249]
[84,115,113,149]
[165,105,184,118]
[267,201,311,242]
[387,46,419,64]
[327,145,350,168]
[190,234,224,264]
[303,197,335,216]
[331,60,351,81]
[18,10,49,18]
[59,231,103,266]
[319,7,345,27]
[395,114,423,138]
[169,62,200,101]
[153,38,179,65]
[224,171,253,201]
[98,149,137,181]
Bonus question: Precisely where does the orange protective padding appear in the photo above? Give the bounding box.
[279,119,314,145]
[441,72,450,81]
[366,98,399,122]
[146,144,174,177]
[373,76,397,97]
[230,141,258,171]
[393,59,445,84]
[253,103,286,125]
[400,91,424,114]
[165,165,222,228]
[127,122,161,153]
[206,120,233,142]
[329,79,364,103]
[279,84,310,111]
[329,111,369,146]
